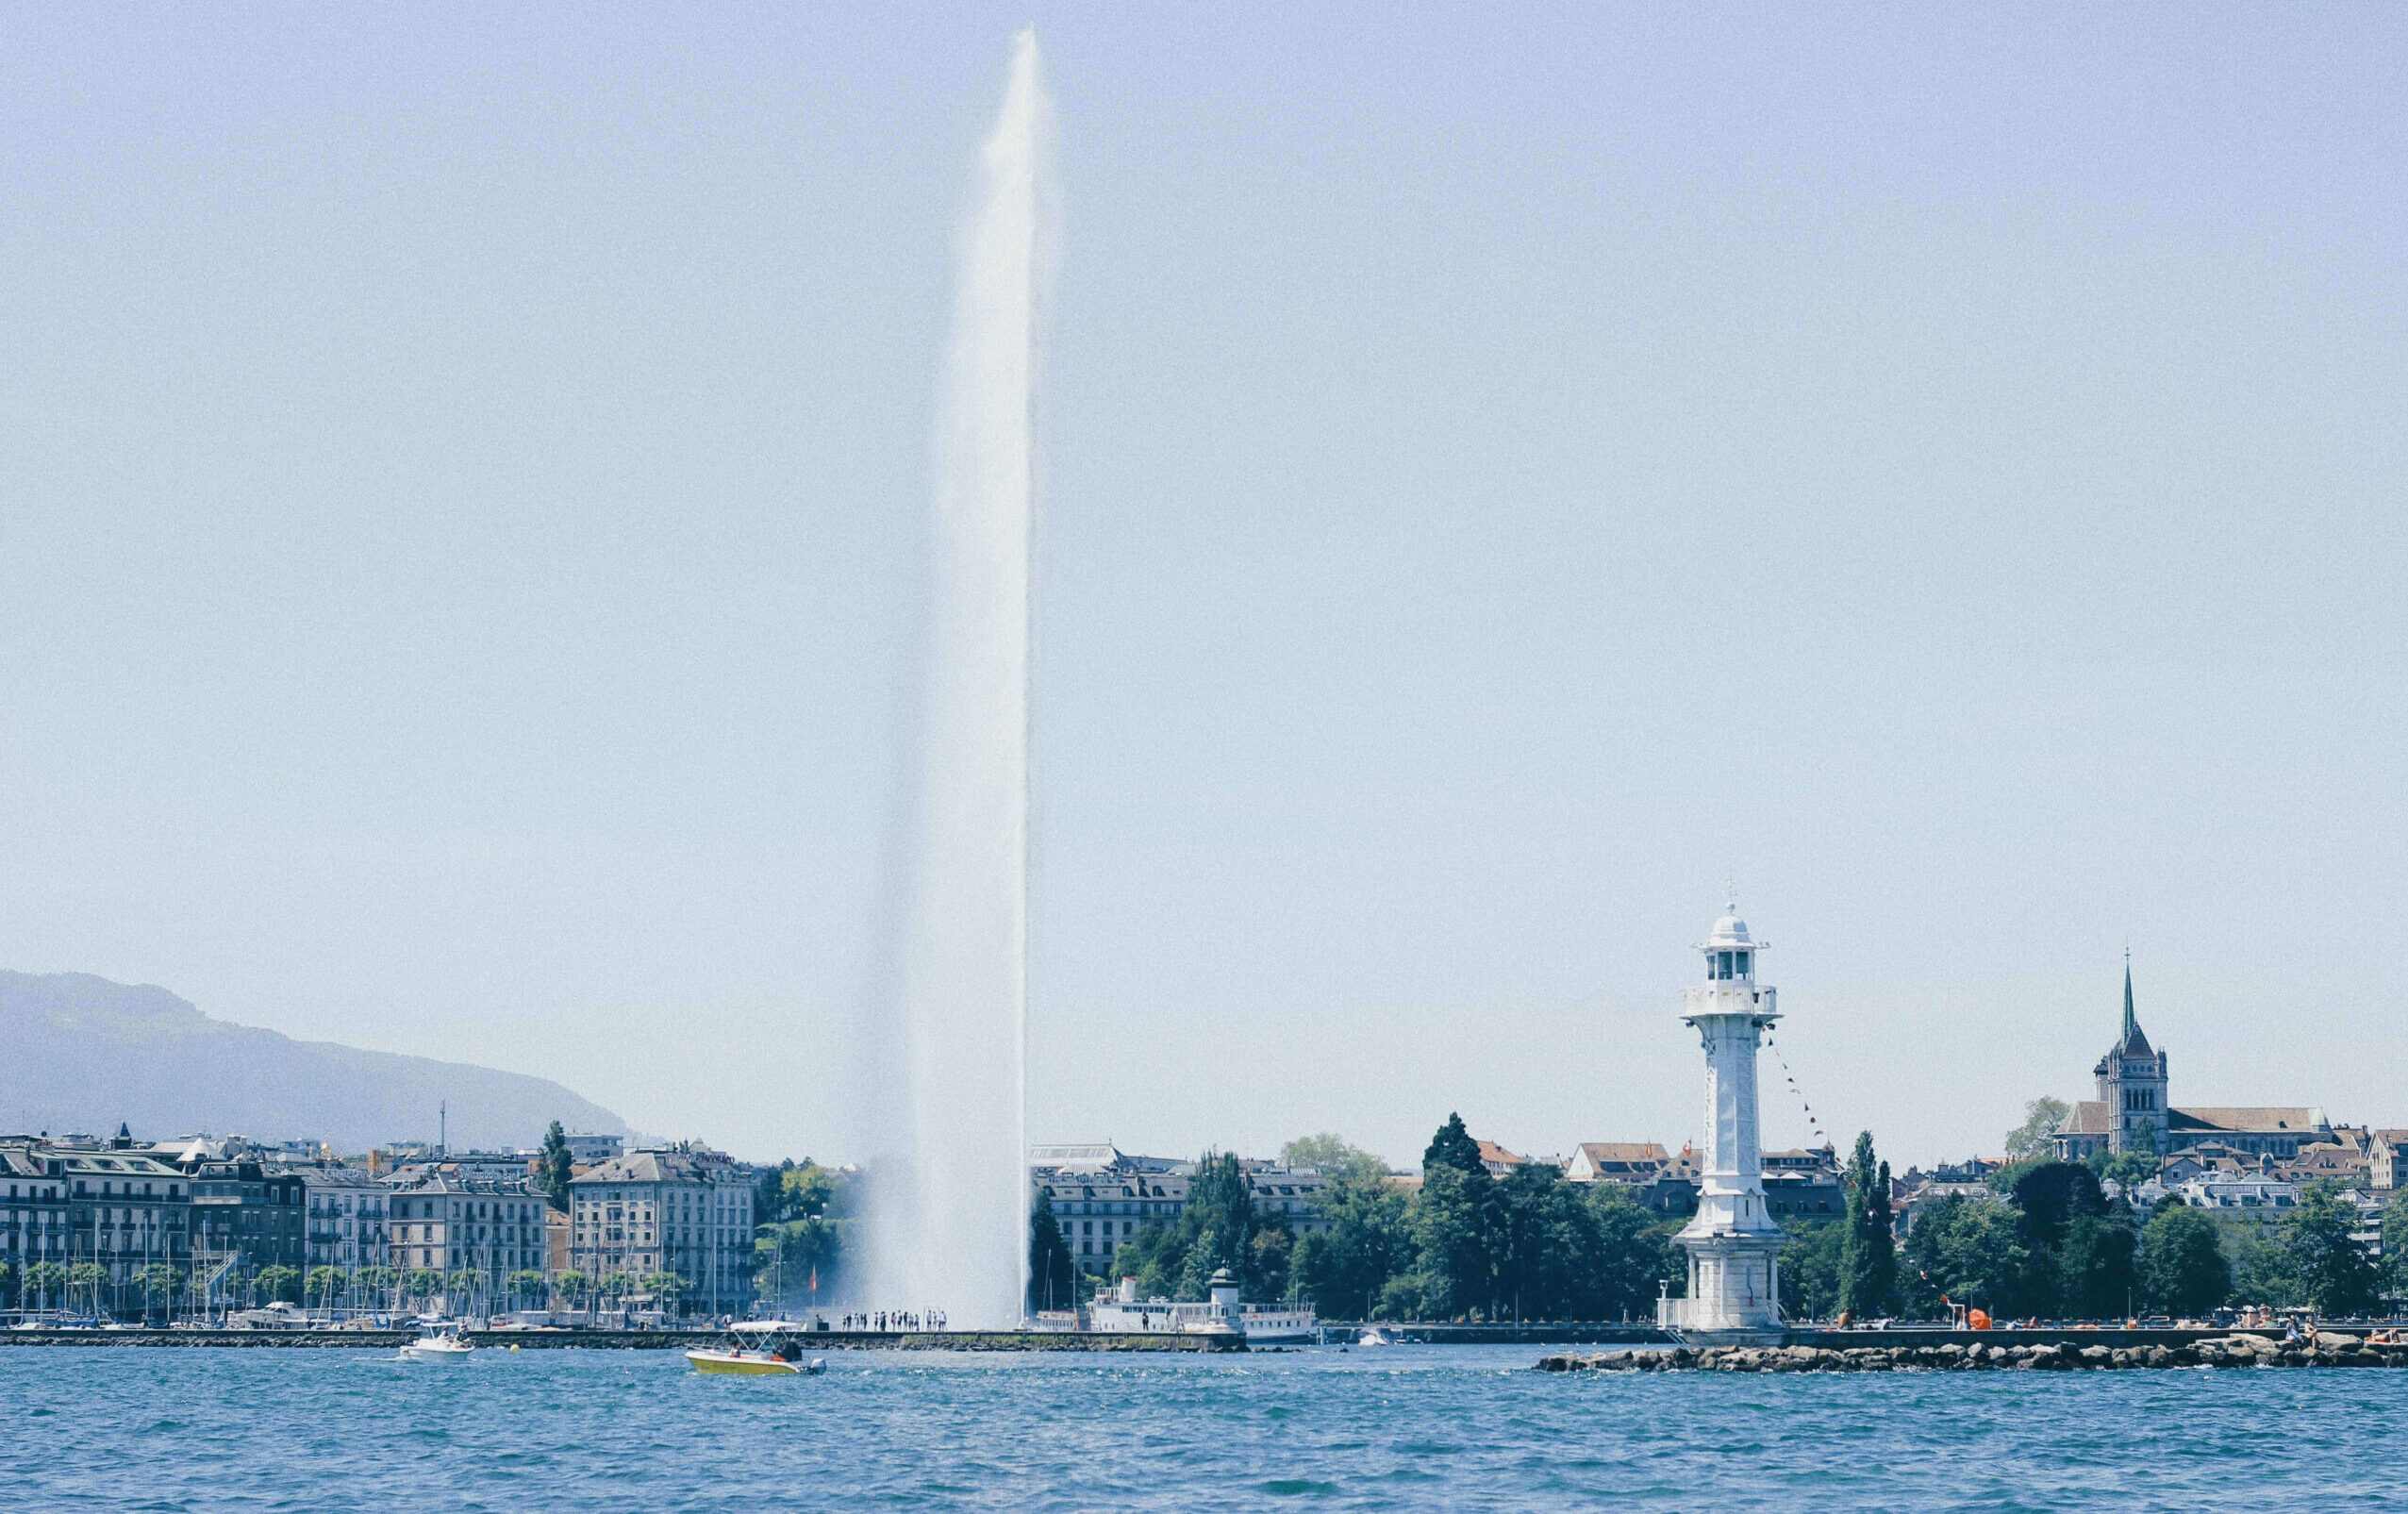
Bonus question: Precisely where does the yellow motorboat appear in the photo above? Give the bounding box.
[687,1320,825,1376]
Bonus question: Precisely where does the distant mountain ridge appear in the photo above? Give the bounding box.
[0,970,625,1152]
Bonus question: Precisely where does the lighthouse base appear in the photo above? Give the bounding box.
[1658,1228,1784,1338]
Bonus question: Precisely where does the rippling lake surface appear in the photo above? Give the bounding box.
[5,1342,2402,1511]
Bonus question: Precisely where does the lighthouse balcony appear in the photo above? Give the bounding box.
[1680,984,1777,1020]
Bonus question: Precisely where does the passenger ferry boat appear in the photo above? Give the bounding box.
[686,1320,826,1376]
[1085,1271,1320,1344]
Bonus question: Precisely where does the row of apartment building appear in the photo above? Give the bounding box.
[1030,1145,1338,1273]
[0,1127,755,1314]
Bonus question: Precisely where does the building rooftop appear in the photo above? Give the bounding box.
[2167,1106,2328,1135]
[390,1171,536,1196]
[571,1149,739,1186]
[1475,1140,1531,1172]
[1572,1142,1669,1166]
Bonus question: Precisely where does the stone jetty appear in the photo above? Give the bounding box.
[1540,1335,2408,1373]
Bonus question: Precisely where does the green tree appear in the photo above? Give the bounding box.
[1290,1169,1411,1319]
[1405,1160,1494,1320]
[2283,1180,2377,1316]
[254,1265,302,1306]
[2225,1221,2298,1308]
[1110,1219,1179,1300]
[754,1158,841,1226]
[1779,1216,1848,1322]
[506,1270,550,1307]
[2058,1212,2139,1319]
[1899,1194,2034,1320]
[2383,1193,2408,1305]
[1490,1162,1579,1322]
[1421,1114,1486,1180]
[1026,1186,1075,1312]
[2136,1200,2232,1317]
[23,1260,66,1311]
[1837,1132,1897,1318]
[0,1261,11,1309]
[1279,1134,1389,1185]
[1176,1153,1259,1298]
[781,1161,839,1220]
[641,1271,689,1312]
[352,1265,398,1304]
[2004,1097,2071,1160]
[539,1121,575,1212]
[2080,1145,2158,1191]
[598,1271,635,1301]
[65,1261,106,1315]
[304,1266,348,1307]
[2011,1160,2109,1256]
[1251,1218,1297,1304]
[1580,1183,1684,1322]
[404,1268,446,1304]
[555,1269,592,1306]
[1487,1167,1677,1323]
[758,1213,847,1309]
[135,1263,184,1314]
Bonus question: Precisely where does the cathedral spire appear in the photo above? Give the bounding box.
[2122,949,2136,1041]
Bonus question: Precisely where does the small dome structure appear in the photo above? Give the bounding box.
[1698,909,1766,983]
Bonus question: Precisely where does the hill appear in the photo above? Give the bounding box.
[0,970,625,1152]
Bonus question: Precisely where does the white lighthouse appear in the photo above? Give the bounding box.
[1657,910,1786,1339]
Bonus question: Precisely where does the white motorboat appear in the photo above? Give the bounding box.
[1357,1326,1394,1347]
[400,1321,475,1363]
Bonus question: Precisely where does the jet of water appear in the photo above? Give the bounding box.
[872,28,1056,1329]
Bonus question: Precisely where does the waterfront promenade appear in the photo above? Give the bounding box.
[0,1325,1245,1351]
[6,1320,2386,1354]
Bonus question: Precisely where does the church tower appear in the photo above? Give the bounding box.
[1658,910,1785,1339]
[2092,956,2169,1156]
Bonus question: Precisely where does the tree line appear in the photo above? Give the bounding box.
[1034,1116,1686,1322]
[1037,1119,2408,1325]
[1785,1132,2408,1322]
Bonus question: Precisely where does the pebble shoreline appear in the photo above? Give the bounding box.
[1540,1335,2408,1373]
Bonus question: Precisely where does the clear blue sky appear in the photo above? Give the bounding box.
[2,6,2400,1168]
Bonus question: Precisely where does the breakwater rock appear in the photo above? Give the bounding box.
[1540,1335,2408,1373]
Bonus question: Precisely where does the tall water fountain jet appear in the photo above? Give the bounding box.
[875,29,1056,1328]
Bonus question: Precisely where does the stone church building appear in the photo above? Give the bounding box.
[2050,961,2329,1161]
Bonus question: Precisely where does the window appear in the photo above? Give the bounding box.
[1735,952,1750,976]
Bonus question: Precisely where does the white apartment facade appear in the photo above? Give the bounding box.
[568,1145,755,1313]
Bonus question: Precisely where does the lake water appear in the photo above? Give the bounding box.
[5,1342,2401,1510]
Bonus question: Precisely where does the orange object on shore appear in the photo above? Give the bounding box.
[1967,1309,1992,1331]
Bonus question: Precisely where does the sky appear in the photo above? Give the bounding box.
[1,6,2401,1170]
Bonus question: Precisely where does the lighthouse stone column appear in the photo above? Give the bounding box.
[1660,912,1787,1341]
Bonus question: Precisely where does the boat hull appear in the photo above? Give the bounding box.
[687,1350,803,1376]
[400,1344,473,1363]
